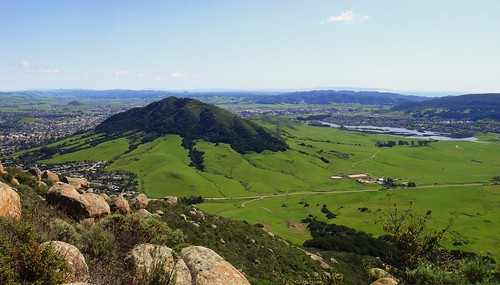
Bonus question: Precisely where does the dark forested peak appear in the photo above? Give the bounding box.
[392,93,500,121]
[95,97,288,154]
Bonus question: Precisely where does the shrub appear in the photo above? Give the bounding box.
[0,217,70,284]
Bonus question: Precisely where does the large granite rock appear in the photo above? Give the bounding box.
[81,193,110,219]
[41,241,90,283]
[181,246,249,285]
[0,181,21,220]
[128,244,191,285]
[47,183,111,220]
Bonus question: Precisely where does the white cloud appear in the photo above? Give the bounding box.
[38,69,60,74]
[114,70,130,77]
[136,73,146,77]
[0,77,13,81]
[169,72,187,78]
[322,11,369,24]
[19,60,33,67]
[154,75,167,81]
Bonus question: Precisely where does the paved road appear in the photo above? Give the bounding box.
[203,183,488,201]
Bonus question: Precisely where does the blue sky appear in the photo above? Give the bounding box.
[1,0,499,94]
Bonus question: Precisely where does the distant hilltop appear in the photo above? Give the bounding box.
[392,93,500,121]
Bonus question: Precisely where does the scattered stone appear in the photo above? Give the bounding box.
[0,181,21,220]
[0,161,4,174]
[181,246,250,285]
[36,180,48,189]
[132,193,149,209]
[42,170,60,182]
[127,244,191,285]
[211,224,218,229]
[304,251,331,269]
[370,277,398,285]
[81,193,110,219]
[163,196,178,205]
[112,196,132,215]
[180,214,188,221]
[11,178,20,185]
[369,268,391,280]
[41,241,90,283]
[156,210,164,216]
[28,167,42,181]
[135,209,152,216]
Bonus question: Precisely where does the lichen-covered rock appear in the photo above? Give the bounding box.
[46,182,91,220]
[42,170,60,182]
[181,246,249,285]
[41,241,90,283]
[371,277,398,285]
[128,244,191,285]
[131,193,149,209]
[81,193,110,219]
[112,195,132,215]
[369,268,394,280]
[0,181,21,220]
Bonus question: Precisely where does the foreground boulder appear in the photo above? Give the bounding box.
[128,244,191,285]
[47,182,91,220]
[181,246,249,285]
[81,193,110,218]
[47,182,111,220]
[41,241,90,283]
[0,181,21,220]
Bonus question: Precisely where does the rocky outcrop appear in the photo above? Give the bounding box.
[81,193,110,218]
[371,277,398,285]
[62,177,89,191]
[41,241,90,283]
[131,193,149,209]
[46,182,110,220]
[111,196,132,215]
[42,170,60,182]
[0,181,21,220]
[128,244,191,285]
[181,246,249,285]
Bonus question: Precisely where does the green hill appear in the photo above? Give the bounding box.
[95,96,288,154]
[392,93,500,120]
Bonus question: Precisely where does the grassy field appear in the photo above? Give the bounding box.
[199,185,500,262]
[38,120,500,260]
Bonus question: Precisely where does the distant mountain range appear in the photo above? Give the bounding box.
[246,90,428,105]
[392,93,500,121]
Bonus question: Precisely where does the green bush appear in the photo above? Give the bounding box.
[0,217,70,284]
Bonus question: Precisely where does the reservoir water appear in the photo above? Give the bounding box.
[320,122,478,141]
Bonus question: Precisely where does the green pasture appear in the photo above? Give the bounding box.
[200,185,500,262]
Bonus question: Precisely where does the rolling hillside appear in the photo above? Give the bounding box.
[392,93,500,120]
